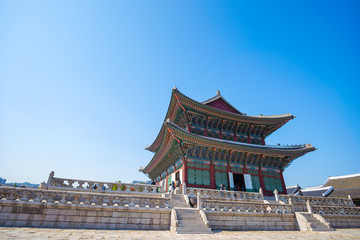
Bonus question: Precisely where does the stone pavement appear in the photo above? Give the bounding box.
[0,227,360,239]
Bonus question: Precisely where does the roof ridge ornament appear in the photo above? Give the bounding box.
[217,90,220,95]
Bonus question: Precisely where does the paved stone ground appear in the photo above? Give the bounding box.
[0,227,360,239]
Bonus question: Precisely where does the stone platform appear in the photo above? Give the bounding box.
[1,173,359,233]
[1,227,360,239]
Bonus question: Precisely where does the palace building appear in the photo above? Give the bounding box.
[141,88,316,196]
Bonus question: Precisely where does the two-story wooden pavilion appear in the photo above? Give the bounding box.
[140,88,316,196]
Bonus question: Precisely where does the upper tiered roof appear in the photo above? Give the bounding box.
[147,88,295,152]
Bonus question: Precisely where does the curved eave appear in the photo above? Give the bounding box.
[174,88,295,124]
[166,121,316,157]
[143,128,173,174]
[145,89,179,152]
[145,125,166,152]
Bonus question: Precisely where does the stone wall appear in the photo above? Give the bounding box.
[0,186,170,230]
[0,201,170,230]
[205,211,296,231]
[323,215,360,228]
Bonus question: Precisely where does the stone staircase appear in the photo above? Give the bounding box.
[175,209,213,234]
[171,188,213,234]
[295,212,333,231]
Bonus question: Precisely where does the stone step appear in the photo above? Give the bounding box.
[179,222,209,228]
[176,227,213,234]
[178,216,201,220]
[177,211,200,215]
[176,210,199,213]
[174,204,189,207]
[312,227,333,231]
[178,214,200,218]
[298,213,332,231]
[179,219,204,224]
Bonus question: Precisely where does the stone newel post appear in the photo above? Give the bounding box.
[306,200,313,214]
[259,188,263,196]
[348,195,354,205]
[47,171,55,186]
[273,189,279,202]
[182,182,186,195]
[197,192,201,210]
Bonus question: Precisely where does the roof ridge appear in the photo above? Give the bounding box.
[201,91,244,115]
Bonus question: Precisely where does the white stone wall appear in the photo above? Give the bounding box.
[205,211,297,231]
[0,201,170,230]
[322,215,360,228]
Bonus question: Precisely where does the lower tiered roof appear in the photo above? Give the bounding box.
[142,120,316,180]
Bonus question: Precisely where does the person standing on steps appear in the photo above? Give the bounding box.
[169,181,176,196]
[176,179,181,189]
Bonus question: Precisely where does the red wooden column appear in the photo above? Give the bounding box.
[258,166,266,195]
[226,151,232,190]
[279,169,287,194]
[261,136,265,145]
[182,160,188,185]
[210,161,216,189]
[227,163,232,190]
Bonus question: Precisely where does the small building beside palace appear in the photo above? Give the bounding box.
[140,88,316,196]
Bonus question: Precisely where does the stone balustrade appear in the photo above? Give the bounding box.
[200,199,293,214]
[0,186,169,209]
[277,194,354,207]
[186,187,263,202]
[312,205,360,216]
[44,172,162,195]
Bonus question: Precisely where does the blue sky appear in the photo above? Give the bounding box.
[1,1,359,188]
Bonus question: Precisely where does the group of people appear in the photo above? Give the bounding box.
[168,179,181,194]
[219,183,245,191]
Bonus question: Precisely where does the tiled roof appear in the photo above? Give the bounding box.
[295,186,334,197]
[328,188,360,198]
[286,184,301,195]
[323,173,360,189]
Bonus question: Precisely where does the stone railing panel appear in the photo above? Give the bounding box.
[186,187,263,202]
[0,186,170,209]
[45,176,162,195]
[277,194,354,207]
[200,199,293,214]
[312,206,360,216]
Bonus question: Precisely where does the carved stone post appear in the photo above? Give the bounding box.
[288,197,295,212]
[273,189,279,202]
[306,199,313,214]
[47,171,55,186]
[348,195,354,206]
[197,192,201,210]
[39,182,47,189]
[182,182,186,196]
[259,187,263,196]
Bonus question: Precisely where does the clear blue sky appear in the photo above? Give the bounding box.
[1,1,359,188]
